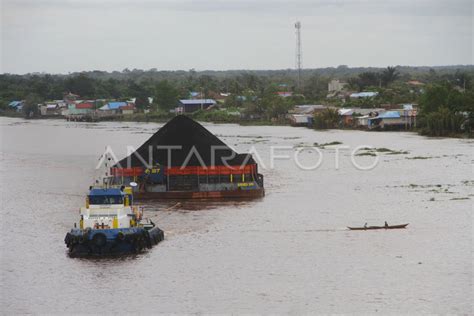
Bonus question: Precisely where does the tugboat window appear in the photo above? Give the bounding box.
[89,195,123,205]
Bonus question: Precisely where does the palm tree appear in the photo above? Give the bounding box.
[381,66,399,87]
[454,70,470,90]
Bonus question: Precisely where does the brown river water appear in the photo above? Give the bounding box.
[0,117,472,314]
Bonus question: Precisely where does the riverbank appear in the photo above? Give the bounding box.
[1,110,471,138]
[0,110,283,126]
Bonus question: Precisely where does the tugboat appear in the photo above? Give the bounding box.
[64,184,164,256]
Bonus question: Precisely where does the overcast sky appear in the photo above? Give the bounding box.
[1,0,472,74]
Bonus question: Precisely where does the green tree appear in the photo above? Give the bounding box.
[422,107,466,136]
[257,86,292,120]
[154,80,179,111]
[127,81,149,109]
[419,84,450,113]
[22,93,42,118]
[349,72,380,91]
[453,70,472,90]
[303,74,329,100]
[418,84,474,136]
[381,66,400,87]
[64,74,95,98]
[313,108,340,129]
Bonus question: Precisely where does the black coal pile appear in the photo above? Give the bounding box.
[115,115,255,168]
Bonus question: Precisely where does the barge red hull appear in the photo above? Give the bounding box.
[134,188,265,200]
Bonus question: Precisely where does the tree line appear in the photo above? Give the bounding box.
[1,66,473,136]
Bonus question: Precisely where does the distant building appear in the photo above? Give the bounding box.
[337,108,388,127]
[328,79,347,92]
[63,92,79,103]
[207,91,227,104]
[120,104,136,115]
[99,101,129,112]
[61,102,94,120]
[189,91,203,99]
[277,91,293,97]
[290,104,332,115]
[69,102,94,114]
[235,95,257,102]
[368,111,402,129]
[40,102,61,116]
[367,109,417,130]
[289,114,311,126]
[350,92,379,98]
[8,101,24,112]
[288,105,336,127]
[178,99,217,113]
[356,115,371,127]
[407,80,424,86]
[338,108,356,125]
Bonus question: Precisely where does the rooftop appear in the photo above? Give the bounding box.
[179,99,217,105]
[350,92,379,98]
[76,102,94,109]
[89,188,124,196]
[374,111,401,119]
[9,101,23,107]
[100,101,128,110]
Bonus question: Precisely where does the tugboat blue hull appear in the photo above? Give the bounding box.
[65,227,164,257]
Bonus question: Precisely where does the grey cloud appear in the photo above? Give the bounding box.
[4,0,472,16]
[1,0,472,73]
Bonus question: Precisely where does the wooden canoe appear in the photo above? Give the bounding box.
[347,223,409,230]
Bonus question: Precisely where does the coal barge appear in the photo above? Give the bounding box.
[109,115,265,199]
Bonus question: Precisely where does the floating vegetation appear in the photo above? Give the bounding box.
[406,156,434,160]
[396,183,456,193]
[357,147,409,156]
[404,184,444,189]
[294,141,343,149]
[373,147,392,152]
[389,182,469,200]
[428,188,453,194]
[293,142,313,148]
[219,134,269,139]
[314,141,343,148]
[386,150,410,155]
[240,139,269,144]
[356,152,377,157]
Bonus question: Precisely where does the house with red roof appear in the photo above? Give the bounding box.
[277,91,293,97]
[67,102,94,115]
[120,104,136,115]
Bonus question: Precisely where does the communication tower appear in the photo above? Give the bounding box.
[295,21,302,88]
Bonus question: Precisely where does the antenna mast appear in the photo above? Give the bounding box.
[295,21,302,89]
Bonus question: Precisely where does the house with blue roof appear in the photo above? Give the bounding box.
[368,111,406,130]
[99,101,129,111]
[178,99,217,113]
[9,101,24,112]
